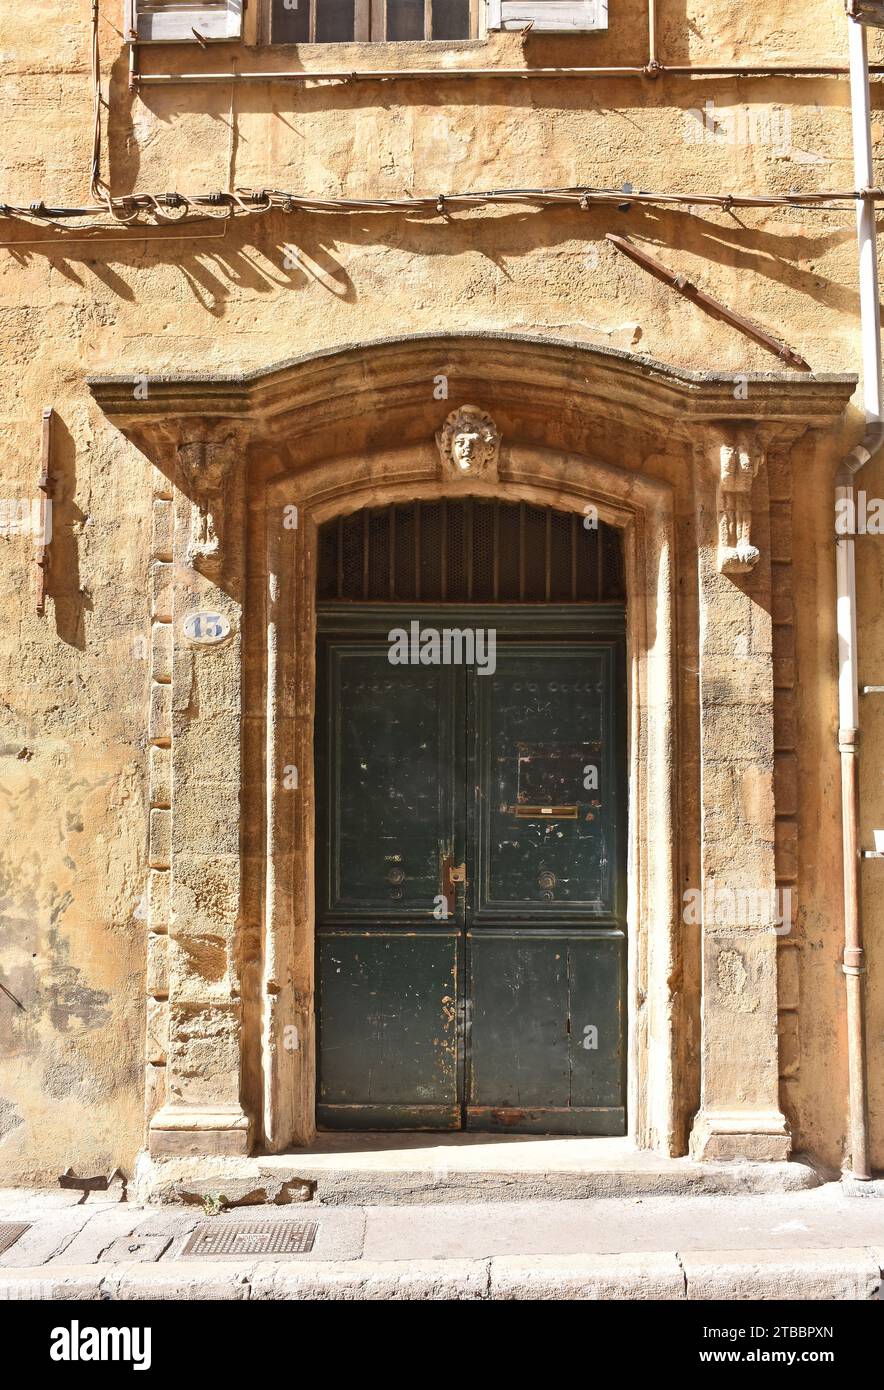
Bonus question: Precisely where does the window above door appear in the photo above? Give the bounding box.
[124,0,608,43]
[270,0,475,44]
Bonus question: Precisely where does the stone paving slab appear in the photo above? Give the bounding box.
[361,1190,884,1261]
[101,1235,175,1263]
[0,1188,882,1299]
[0,1208,98,1268]
[49,1209,154,1266]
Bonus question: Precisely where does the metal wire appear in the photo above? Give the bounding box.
[1,4,878,242]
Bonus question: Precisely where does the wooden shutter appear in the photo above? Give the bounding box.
[486,0,607,31]
[125,0,243,41]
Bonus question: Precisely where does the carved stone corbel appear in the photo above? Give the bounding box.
[710,425,764,574]
[175,423,249,575]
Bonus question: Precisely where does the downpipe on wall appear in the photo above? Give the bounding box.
[838,11,884,1180]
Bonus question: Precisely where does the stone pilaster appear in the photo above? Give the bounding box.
[689,425,791,1161]
[148,424,252,1157]
[144,466,173,1127]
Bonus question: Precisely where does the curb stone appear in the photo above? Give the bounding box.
[2,1248,882,1300]
[250,1258,491,1301]
[680,1247,882,1301]
[488,1252,686,1299]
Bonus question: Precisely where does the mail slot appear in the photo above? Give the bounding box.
[514,740,600,819]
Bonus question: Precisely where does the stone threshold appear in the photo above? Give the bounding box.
[135,1134,822,1207]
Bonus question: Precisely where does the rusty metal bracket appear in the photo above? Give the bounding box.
[0,978,24,1011]
[441,852,466,916]
[606,234,812,372]
[36,406,54,616]
[58,1167,127,1202]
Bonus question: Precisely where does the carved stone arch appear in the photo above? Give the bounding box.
[88,333,856,1180]
[260,444,679,1156]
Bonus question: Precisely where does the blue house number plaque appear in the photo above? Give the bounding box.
[182,611,231,646]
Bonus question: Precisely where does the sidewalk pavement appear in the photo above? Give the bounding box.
[2,1181,884,1299]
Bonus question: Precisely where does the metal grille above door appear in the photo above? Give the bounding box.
[316,499,625,604]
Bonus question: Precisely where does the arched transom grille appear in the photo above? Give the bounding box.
[317,499,625,603]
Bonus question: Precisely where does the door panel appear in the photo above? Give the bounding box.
[316,640,464,1128]
[318,645,461,917]
[466,932,625,1133]
[316,609,626,1134]
[316,931,460,1129]
[470,644,621,918]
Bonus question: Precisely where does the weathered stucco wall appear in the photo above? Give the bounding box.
[1,0,883,1181]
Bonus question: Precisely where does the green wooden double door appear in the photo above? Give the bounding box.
[316,605,627,1134]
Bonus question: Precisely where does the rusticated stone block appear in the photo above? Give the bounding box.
[778,943,800,1011]
[738,763,776,829]
[151,465,173,501]
[151,498,174,563]
[147,932,168,999]
[170,781,240,857]
[166,933,231,1003]
[167,1003,242,1106]
[770,564,794,625]
[149,808,171,869]
[702,656,773,706]
[778,1011,800,1078]
[170,853,240,939]
[145,998,168,1065]
[151,561,173,623]
[769,502,793,562]
[703,703,774,761]
[150,621,172,684]
[149,744,171,809]
[774,690,797,751]
[766,449,793,503]
[149,682,171,748]
[148,868,170,930]
[774,752,798,817]
[775,819,799,881]
[144,1062,166,1121]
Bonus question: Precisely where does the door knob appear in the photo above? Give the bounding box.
[538,869,556,900]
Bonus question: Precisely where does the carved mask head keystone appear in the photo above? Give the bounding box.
[436,406,501,478]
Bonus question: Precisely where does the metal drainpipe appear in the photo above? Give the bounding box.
[838,12,884,1180]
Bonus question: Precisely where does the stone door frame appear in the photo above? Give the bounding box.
[263,452,676,1154]
[88,332,856,1166]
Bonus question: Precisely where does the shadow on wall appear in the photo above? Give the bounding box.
[44,414,91,651]
[0,202,864,328]
[74,7,864,330]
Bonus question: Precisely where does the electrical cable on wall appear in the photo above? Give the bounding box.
[2,4,880,239]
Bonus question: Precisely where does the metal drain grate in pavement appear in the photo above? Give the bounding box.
[0,1222,30,1255]
[179,1220,318,1259]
